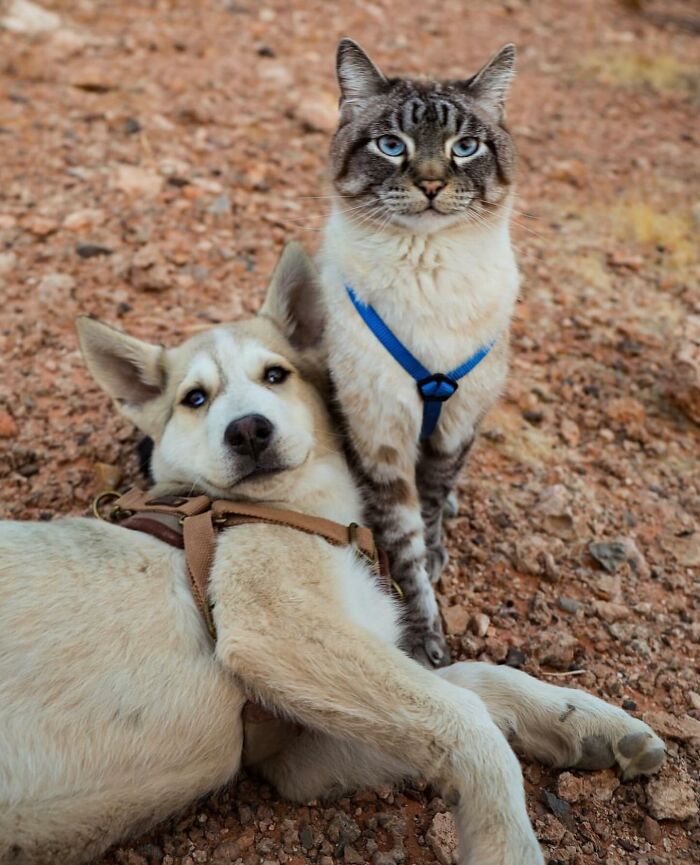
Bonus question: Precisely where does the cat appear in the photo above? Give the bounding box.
[319,39,519,667]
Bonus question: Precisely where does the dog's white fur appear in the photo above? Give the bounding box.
[0,247,664,865]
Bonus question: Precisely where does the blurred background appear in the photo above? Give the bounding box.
[0,1,698,864]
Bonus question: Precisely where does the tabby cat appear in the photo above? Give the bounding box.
[319,39,519,666]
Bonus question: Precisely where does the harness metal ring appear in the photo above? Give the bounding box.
[92,490,121,521]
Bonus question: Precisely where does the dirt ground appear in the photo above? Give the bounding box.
[1,0,698,863]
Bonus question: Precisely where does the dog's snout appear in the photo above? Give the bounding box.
[225,414,273,460]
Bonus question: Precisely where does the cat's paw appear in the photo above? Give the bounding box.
[443,491,459,519]
[426,544,448,583]
[405,620,451,668]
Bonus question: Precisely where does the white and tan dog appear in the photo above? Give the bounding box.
[0,246,665,865]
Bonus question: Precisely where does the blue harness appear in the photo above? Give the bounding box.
[346,285,495,440]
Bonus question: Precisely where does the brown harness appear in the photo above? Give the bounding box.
[95,487,393,641]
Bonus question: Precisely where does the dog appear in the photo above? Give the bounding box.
[0,244,665,865]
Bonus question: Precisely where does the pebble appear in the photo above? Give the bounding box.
[442,605,469,635]
[589,541,627,574]
[505,646,526,668]
[76,243,112,259]
[603,396,646,426]
[643,710,700,744]
[643,815,662,845]
[558,596,581,614]
[425,812,457,865]
[647,769,699,821]
[593,600,630,623]
[468,613,490,637]
[0,410,18,438]
[0,251,17,275]
[294,91,339,134]
[112,164,164,198]
[1,0,61,34]
[533,629,579,670]
[63,208,105,231]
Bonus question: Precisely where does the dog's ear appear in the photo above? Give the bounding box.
[260,242,324,350]
[76,317,166,430]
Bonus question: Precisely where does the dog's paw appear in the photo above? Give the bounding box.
[561,698,666,779]
[405,620,452,668]
[580,723,665,780]
[426,544,448,583]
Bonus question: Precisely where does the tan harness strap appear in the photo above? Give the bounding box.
[210,500,377,563]
[182,511,217,639]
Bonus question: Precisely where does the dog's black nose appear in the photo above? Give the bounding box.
[225,414,273,460]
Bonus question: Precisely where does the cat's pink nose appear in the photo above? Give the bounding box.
[418,179,446,198]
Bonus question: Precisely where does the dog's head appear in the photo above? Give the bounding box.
[77,243,329,502]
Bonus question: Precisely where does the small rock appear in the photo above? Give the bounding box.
[643,711,700,744]
[536,485,577,540]
[542,790,571,821]
[607,250,644,270]
[63,208,105,232]
[558,597,581,614]
[38,273,76,305]
[0,410,18,439]
[76,243,112,259]
[559,417,580,446]
[505,646,526,668]
[688,691,700,711]
[343,846,364,865]
[24,215,57,237]
[442,605,469,635]
[548,158,588,188]
[672,314,700,425]
[604,397,646,426]
[294,91,338,133]
[426,812,458,865]
[557,772,584,803]
[647,769,699,821]
[112,164,164,198]
[535,813,567,844]
[589,541,627,573]
[0,252,17,275]
[532,629,579,670]
[593,600,630,623]
[659,530,700,567]
[468,613,490,638]
[1,0,60,34]
[208,194,231,216]
[643,815,662,844]
[299,826,314,850]
[94,462,122,491]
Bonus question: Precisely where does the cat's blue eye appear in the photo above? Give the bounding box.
[451,137,480,159]
[182,388,208,409]
[376,135,406,158]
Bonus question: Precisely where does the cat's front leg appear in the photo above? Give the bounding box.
[346,439,450,667]
[417,437,473,583]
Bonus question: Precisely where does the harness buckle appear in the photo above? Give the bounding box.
[416,373,459,403]
[92,490,122,521]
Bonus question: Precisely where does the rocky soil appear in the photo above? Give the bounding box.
[1,1,698,864]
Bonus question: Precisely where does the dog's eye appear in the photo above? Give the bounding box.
[181,388,208,408]
[264,366,289,385]
[376,135,406,158]
[452,137,480,159]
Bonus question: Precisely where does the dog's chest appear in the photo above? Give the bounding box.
[329,546,403,647]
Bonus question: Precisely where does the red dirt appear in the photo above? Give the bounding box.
[1,1,698,864]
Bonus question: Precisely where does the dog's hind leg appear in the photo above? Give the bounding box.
[216,607,543,865]
[437,662,665,780]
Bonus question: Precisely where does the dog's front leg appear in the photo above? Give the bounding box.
[216,605,543,865]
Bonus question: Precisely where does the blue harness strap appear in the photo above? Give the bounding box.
[345,285,495,439]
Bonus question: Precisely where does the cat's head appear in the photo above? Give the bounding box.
[330,39,516,234]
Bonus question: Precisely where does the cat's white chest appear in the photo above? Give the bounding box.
[320,211,518,447]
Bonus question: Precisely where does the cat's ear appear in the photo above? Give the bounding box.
[336,38,388,105]
[76,316,166,432]
[260,242,324,350]
[465,43,516,119]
